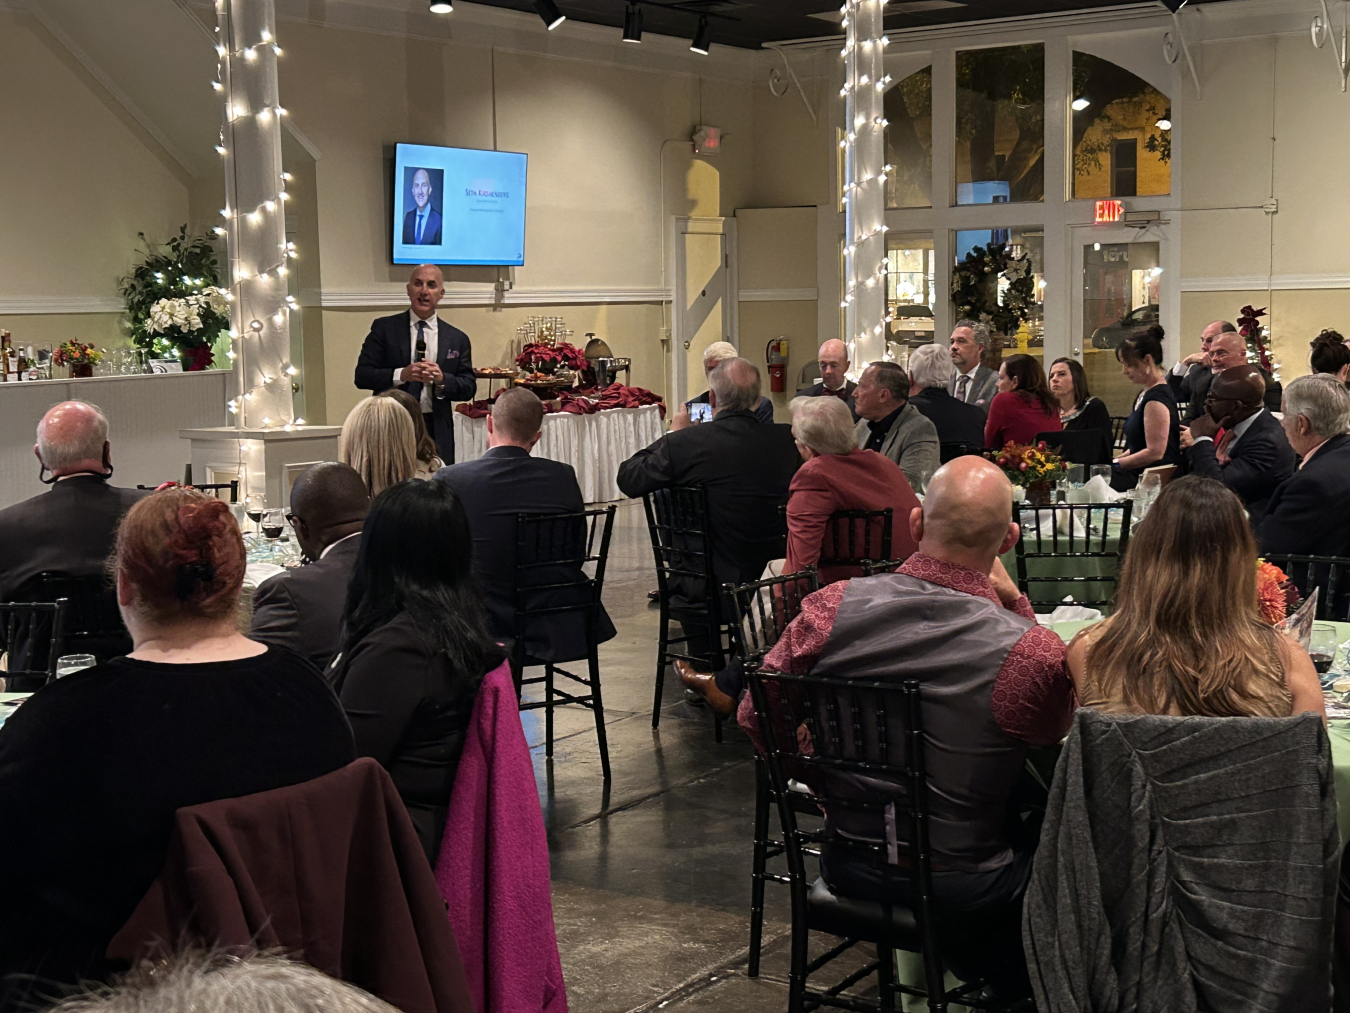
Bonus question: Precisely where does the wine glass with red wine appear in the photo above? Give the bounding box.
[261,508,285,541]
[244,493,266,535]
[1311,624,1338,677]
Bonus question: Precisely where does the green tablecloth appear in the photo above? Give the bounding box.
[1001,510,1124,612]
[1050,619,1350,845]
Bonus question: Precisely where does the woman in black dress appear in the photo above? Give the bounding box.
[0,489,356,1008]
[329,480,504,862]
[1048,357,1113,440]
[1111,325,1182,491]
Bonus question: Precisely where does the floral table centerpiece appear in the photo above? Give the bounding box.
[989,441,1068,506]
[1257,559,1301,626]
[53,340,104,378]
[118,227,230,371]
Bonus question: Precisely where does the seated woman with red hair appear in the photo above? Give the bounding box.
[0,488,355,1008]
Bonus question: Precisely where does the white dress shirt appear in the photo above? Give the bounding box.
[393,312,439,412]
[954,364,980,403]
[320,530,362,560]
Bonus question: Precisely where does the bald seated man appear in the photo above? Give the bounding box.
[436,387,615,664]
[354,264,476,465]
[0,400,149,603]
[1182,363,1296,525]
[751,456,1074,1001]
[250,462,370,672]
[1168,319,1234,418]
[799,339,858,418]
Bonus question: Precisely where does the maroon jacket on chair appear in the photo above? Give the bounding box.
[785,449,921,585]
[107,758,473,1013]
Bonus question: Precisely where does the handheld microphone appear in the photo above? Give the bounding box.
[415,335,426,363]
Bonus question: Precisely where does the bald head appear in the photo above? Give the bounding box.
[35,400,110,477]
[1207,332,1247,372]
[911,457,1018,568]
[709,357,762,414]
[490,387,545,446]
[817,339,850,391]
[1210,364,1266,412]
[406,263,445,320]
[288,462,370,559]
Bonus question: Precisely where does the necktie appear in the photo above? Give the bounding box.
[1216,428,1234,464]
[957,374,970,402]
[415,321,430,410]
[416,211,425,244]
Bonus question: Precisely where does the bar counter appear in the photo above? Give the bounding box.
[0,370,232,510]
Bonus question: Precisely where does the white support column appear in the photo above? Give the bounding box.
[215,0,297,451]
[841,0,890,375]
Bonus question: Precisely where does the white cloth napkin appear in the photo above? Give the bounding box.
[1035,603,1105,626]
[1080,474,1122,502]
[244,562,284,588]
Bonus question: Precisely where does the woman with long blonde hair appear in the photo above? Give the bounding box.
[1067,475,1324,719]
[376,388,445,479]
[339,396,416,497]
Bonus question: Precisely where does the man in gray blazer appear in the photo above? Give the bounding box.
[853,361,939,490]
[948,319,999,413]
[250,462,370,671]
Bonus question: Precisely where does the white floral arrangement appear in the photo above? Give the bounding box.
[146,289,229,336]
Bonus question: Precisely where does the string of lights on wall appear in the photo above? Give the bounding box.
[840,0,890,374]
[213,0,302,431]
[426,0,717,56]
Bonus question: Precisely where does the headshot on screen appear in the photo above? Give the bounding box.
[402,166,444,246]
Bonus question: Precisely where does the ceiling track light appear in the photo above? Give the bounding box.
[622,2,642,43]
[532,0,565,30]
[428,0,452,11]
[690,15,711,55]
[1159,0,1188,12]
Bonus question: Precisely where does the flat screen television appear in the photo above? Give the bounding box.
[391,142,528,266]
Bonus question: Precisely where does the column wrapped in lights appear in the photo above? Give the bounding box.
[215,0,297,437]
[840,0,891,373]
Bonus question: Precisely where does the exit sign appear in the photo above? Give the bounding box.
[1095,200,1124,223]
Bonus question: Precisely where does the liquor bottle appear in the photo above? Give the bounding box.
[0,331,11,382]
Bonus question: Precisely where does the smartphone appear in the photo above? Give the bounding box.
[686,401,713,424]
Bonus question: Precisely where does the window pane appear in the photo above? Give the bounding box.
[1071,52,1170,199]
[955,44,1044,205]
[884,67,932,209]
[954,227,1045,361]
[885,232,935,354]
[1082,240,1161,415]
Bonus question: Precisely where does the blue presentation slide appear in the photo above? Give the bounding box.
[392,143,528,266]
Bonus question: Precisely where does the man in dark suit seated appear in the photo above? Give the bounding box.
[799,339,858,418]
[436,387,615,663]
[1257,374,1350,557]
[1167,319,1232,416]
[617,357,800,714]
[0,401,148,603]
[401,168,443,245]
[1182,364,1296,526]
[1183,330,1282,423]
[684,341,774,424]
[354,264,476,464]
[250,463,369,672]
[906,341,986,454]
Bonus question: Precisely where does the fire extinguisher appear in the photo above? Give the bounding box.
[766,337,789,393]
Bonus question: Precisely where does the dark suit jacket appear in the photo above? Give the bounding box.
[436,447,615,663]
[688,389,775,423]
[250,534,360,672]
[354,311,476,464]
[402,206,443,245]
[616,410,800,604]
[1180,367,1282,422]
[0,476,148,602]
[909,386,986,451]
[800,380,859,420]
[1187,409,1296,526]
[1256,434,1350,558]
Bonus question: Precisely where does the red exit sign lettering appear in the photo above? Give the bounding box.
[1095,200,1124,223]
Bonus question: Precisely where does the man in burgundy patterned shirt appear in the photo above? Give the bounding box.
[745,455,1074,1000]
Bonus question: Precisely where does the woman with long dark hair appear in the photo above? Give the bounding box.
[1111,324,1182,490]
[983,353,1062,449]
[329,479,504,860]
[1048,356,1113,439]
[1068,476,1323,718]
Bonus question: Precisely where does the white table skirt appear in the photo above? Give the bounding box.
[452,403,663,502]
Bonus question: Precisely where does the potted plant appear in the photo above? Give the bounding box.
[53,340,104,379]
[119,227,231,370]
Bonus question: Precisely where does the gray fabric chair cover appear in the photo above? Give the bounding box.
[1024,709,1339,1013]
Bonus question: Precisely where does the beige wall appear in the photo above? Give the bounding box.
[0,12,188,351]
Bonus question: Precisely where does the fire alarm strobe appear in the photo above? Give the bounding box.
[693,125,721,155]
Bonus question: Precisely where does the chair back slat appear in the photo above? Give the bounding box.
[1109,416,1129,452]
[1260,554,1350,622]
[0,600,69,690]
[512,506,617,626]
[642,486,725,623]
[12,572,131,661]
[819,509,893,569]
[1013,500,1133,612]
[727,568,819,669]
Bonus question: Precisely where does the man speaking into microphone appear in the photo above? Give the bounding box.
[354,264,476,464]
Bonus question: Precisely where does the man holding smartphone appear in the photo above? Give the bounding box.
[677,342,774,428]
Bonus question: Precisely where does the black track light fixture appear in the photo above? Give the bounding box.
[622,2,643,43]
[532,0,565,30]
[428,0,452,12]
[690,15,711,55]
[1159,0,1187,11]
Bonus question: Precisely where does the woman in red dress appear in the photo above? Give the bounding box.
[984,353,1062,450]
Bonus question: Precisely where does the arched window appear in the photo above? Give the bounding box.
[1071,52,1171,199]
[884,66,931,209]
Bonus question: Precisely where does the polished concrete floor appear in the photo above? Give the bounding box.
[519,499,895,1013]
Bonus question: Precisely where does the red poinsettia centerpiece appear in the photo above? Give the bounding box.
[515,341,587,375]
[1256,559,1301,625]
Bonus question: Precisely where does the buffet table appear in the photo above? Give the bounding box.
[452,403,663,502]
